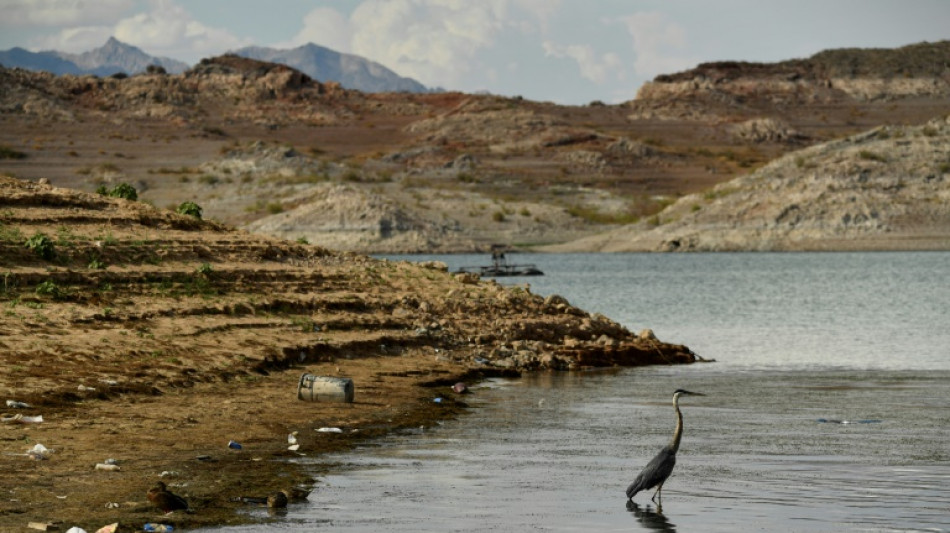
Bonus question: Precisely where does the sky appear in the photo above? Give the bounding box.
[1,0,949,105]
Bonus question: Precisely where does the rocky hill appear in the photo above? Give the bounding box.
[1,42,949,253]
[543,116,950,252]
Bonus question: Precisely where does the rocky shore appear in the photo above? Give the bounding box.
[0,175,697,531]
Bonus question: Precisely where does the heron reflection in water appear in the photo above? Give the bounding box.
[626,389,704,506]
[627,500,677,532]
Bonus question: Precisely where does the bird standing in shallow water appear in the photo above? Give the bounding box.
[626,389,704,505]
[147,480,189,514]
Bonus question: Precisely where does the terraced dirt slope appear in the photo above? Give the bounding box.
[0,175,696,530]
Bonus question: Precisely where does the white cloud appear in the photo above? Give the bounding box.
[619,12,697,79]
[542,41,624,85]
[28,0,247,62]
[287,0,558,89]
[33,25,113,52]
[289,7,353,52]
[0,0,134,27]
[113,0,247,60]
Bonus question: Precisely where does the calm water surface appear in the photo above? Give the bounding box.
[202,252,950,532]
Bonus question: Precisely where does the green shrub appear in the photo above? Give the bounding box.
[96,183,138,200]
[35,280,64,299]
[109,183,138,200]
[177,201,203,219]
[24,233,55,260]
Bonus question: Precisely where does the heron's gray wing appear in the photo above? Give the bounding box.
[626,447,676,499]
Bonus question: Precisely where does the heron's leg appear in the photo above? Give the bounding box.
[651,483,664,504]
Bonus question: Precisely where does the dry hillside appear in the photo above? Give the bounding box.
[2,43,950,252]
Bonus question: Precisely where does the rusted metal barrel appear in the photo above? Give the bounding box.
[297,373,354,403]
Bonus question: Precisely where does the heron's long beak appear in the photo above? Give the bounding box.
[682,390,705,396]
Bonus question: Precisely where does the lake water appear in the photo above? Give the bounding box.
[202,252,950,532]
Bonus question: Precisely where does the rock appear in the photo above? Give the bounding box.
[543,294,570,308]
[455,272,480,285]
[417,261,448,271]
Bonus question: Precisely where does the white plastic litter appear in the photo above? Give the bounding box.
[28,443,52,460]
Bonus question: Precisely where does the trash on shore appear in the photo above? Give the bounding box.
[28,443,53,460]
[287,432,300,451]
[95,463,121,472]
[6,399,32,408]
[28,522,62,532]
[297,374,354,403]
[816,418,883,424]
[143,524,173,533]
[95,524,118,533]
[316,427,343,433]
[228,440,242,450]
[2,413,44,424]
[452,382,468,394]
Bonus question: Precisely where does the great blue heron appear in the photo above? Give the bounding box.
[626,389,704,504]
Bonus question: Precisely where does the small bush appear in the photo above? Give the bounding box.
[196,263,214,276]
[109,183,138,200]
[97,183,138,200]
[176,201,203,219]
[35,280,64,299]
[24,233,56,260]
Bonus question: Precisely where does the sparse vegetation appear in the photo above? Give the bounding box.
[24,233,56,260]
[97,182,138,201]
[196,262,214,276]
[35,279,65,299]
[177,201,203,219]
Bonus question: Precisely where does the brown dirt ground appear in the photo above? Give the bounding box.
[0,176,697,532]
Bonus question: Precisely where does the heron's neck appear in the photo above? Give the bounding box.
[669,396,683,452]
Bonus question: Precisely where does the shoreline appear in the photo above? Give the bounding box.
[2,350,500,531]
[0,176,698,532]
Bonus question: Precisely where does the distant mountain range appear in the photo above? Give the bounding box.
[0,38,432,94]
[0,37,188,76]
[231,43,430,93]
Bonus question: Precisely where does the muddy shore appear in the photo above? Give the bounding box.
[0,176,696,531]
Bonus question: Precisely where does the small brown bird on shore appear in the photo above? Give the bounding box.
[267,491,288,508]
[147,481,189,514]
